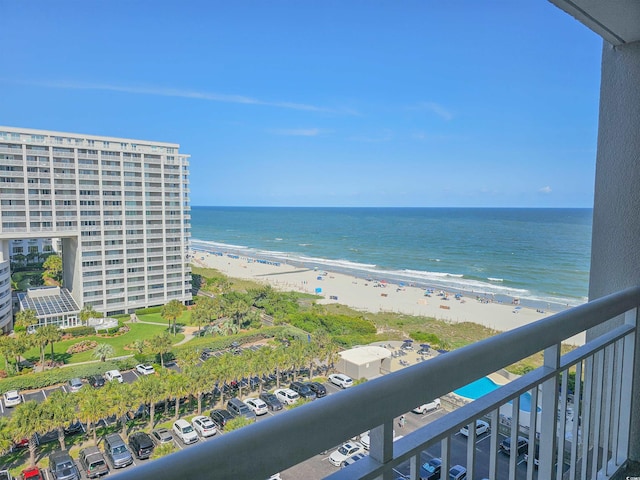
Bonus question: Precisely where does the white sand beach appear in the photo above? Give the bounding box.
[193,251,584,345]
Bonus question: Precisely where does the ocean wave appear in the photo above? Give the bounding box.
[274,238,283,241]
[190,239,580,309]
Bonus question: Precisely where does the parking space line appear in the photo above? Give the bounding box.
[0,401,4,414]
[62,385,67,393]
[41,390,47,400]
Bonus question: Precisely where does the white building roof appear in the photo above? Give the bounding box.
[339,346,392,366]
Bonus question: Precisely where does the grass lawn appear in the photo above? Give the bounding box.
[23,323,185,365]
[137,309,192,326]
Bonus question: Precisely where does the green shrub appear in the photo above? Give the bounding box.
[409,331,441,345]
[65,326,96,337]
[135,306,163,315]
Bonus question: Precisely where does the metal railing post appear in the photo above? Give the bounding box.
[539,344,560,479]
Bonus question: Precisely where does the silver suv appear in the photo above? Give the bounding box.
[49,450,80,480]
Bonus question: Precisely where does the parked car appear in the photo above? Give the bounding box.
[305,381,327,398]
[412,399,441,414]
[78,446,109,478]
[88,375,105,388]
[289,381,317,400]
[127,404,149,420]
[3,390,22,407]
[173,419,199,445]
[259,392,284,411]
[459,419,490,437]
[67,378,83,393]
[210,409,234,430]
[128,432,155,459]
[227,397,257,421]
[105,370,123,383]
[523,443,540,467]
[64,421,84,436]
[244,397,269,416]
[419,457,442,480]
[135,364,155,376]
[49,450,80,480]
[192,415,217,437]
[328,373,353,389]
[499,436,529,456]
[274,388,299,405]
[19,468,43,480]
[151,428,174,446]
[104,433,134,468]
[342,452,367,467]
[448,465,467,480]
[329,442,365,467]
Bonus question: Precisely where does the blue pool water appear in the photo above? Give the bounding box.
[454,377,541,413]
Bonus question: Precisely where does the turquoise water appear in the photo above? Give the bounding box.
[453,377,540,413]
[191,207,592,309]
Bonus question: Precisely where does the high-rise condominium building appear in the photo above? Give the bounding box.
[0,126,192,332]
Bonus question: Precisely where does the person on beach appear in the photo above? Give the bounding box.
[399,415,406,428]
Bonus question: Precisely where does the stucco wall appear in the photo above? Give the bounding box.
[588,40,640,461]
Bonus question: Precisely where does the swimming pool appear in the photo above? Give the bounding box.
[454,377,541,413]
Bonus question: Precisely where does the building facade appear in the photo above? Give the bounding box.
[0,126,192,332]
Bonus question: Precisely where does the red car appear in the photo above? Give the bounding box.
[20,467,43,480]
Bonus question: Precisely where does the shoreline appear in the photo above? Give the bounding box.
[191,250,586,346]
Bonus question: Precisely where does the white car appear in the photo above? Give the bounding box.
[360,429,396,450]
[328,373,353,389]
[191,415,217,437]
[173,419,199,445]
[459,419,490,437]
[245,397,269,416]
[412,398,441,414]
[135,364,155,375]
[274,388,299,405]
[105,369,123,383]
[329,442,365,467]
[3,390,22,407]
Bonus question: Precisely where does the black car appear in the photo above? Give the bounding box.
[64,421,84,436]
[259,392,284,411]
[128,432,155,460]
[88,375,105,388]
[305,381,327,398]
[289,381,317,400]
[210,409,234,429]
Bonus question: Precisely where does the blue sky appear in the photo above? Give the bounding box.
[1,1,602,207]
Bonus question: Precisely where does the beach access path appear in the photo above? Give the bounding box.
[193,253,585,345]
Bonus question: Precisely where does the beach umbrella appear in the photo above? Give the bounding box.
[403,339,413,343]
[420,344,430,348]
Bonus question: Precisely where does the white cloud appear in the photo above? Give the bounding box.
[411,102,454,121]
[12,79,356,114]
[539,186,552,193]
[267,128,321,136]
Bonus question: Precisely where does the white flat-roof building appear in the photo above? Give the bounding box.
[0,126,192,332]
[337,345,392,380]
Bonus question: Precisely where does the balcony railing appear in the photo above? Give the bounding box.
[113,286,640,480]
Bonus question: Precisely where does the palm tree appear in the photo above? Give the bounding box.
[32,327,48,368]
[10,332,32,372]
[252,347,274,393]
[42,390,77,450]
[0,335,12,373]
[79,304,100,323]
[10,400,44,466]
[161,299,186,336]
[77,388,110,444]
[135,375,165,430]
[272,344,289,389]
[168,373,189,420]
[190,297,215,334]
[213,353,235,407]
[93,343,115,362]
[188,361,217,414]
[40,324,62,365]
[288,340,307,381]
[105,382,134,434]
[177,348,200,373]
[149,332,172,368]
[14,309,38,330]
[0,417,14,454]
[228,296,250,329]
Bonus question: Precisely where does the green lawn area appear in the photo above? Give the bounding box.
[137,309,192,325]
[24,323,185,365]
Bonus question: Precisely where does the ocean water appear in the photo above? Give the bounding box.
[190,207,592,311]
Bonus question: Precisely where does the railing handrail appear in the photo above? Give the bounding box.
[111,286,640,480]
